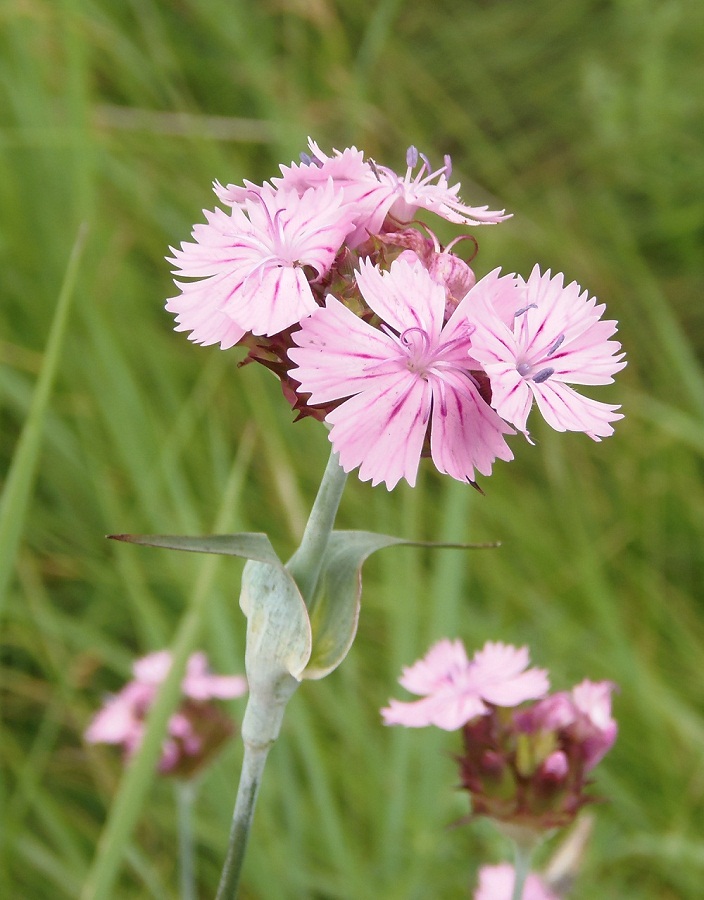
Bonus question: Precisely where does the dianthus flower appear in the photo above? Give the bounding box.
[468,266,626,439]
[289,256,515,489]
[459,678,617,830]
[167,181,357,345]
[372,144,510,228]
[380,639,549,730]
[474,864,558,900]
[85,651,247,777]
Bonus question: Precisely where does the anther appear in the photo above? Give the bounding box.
[532,367,554,384]
[546,334,565,356]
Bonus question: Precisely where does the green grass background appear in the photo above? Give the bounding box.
[1,0,703,896]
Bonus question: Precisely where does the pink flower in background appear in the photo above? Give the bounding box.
[167,180,356,344]
[474,864,558,900]
[84,679,153,753]
[289,256,515,489]
[381,639,549,730]
[468,265,626,439]
[459,676,618,829]
[516,679,618,771]
[133,650,248,701]
[85,651,247,776]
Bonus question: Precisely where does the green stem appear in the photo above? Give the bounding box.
[285,448,347,602]
[215,664,298,899]
[176,780,197,900]
[215,741,269,900]
[511,839,534,900]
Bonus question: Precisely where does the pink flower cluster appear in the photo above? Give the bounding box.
[382,639,617,831]
[168,139,625,489]
[85,651,247,777]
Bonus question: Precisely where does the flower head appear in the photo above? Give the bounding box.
[167,181,356,345]
[381,639,549,730]
[459,678,618,830]
[468,265,626,439]
[166,139,625,489]
[474,864,558,900]
[289,256,515,489]
[85,651,247,777]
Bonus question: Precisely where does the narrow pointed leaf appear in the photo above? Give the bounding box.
[0,224,87,618]
[108,532,280,565]
[303,531,496,679]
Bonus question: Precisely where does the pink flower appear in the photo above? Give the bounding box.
[272,140,391,247]
[216,140,390,249]
[373,145,510,227]
[182,651,249,700]
[132,650,248,701]
[381,639,549,731]
[468,265,626,439]
[225,140,510,246]
[84,680,152,749]
[85,651,247,776]
[474,864,558,900]
[516,679,618,773]
[288,256,515,489]
[459,676,617,829]
[166,181,356,345]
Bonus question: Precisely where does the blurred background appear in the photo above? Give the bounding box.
[1,0,703,896]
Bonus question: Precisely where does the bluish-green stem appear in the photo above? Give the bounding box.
[176,780,197,900]
[286,449,348,602]
[511,839,534,900]
[215,449,347,899]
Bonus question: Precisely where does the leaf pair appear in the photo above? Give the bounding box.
[109,531,491,681]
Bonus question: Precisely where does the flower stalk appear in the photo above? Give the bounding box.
[176,780,197,900]
[286,449,348,600]
[216,448,347,898]
[214,734,274,900]
[510,838,534,900]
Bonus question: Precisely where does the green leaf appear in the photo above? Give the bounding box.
[240,559,312,685]
[110,531,313,684]
[109,530,496,684]
[0,224,87,619]
[303,531,495,679]
[108,532,280,565]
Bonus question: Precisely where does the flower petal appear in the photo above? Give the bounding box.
[531,380,623,440]
[398,638,470,695]
[288,294,402,403]
[381,691,487,730]
[326,372,431,489]
[429,369,514,481]
[355,256,445,340]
